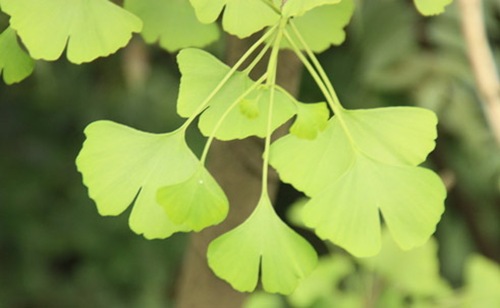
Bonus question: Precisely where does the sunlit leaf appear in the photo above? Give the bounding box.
[289,102,329,139]
[176,48,251,118]
[76,121,199,239]
[0,0,142,63]
[361,231,451,296]
[124,0,219,52]
[413,0,453,16]
[283,0,355,52]
[156,167,229,231]
[270,107,445,257]
[189,0,279,38]
[0,27,34,84]
[208,196,317,294]
[463,255,500,307]
[198,86,296,140]
[282,0,341,17]
[177,48,295,140]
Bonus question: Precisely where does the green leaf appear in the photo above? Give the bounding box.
[283,0,355,52]
[463,255,500,307]
[289,102,329,139]
[361,230,451,296]
[76,120,199,239]
[176,48,250,118]
[156,167,229,231]
[189,0,279,38]
[413,0,453,16]
[177,48,296,140]
[207,196,318,294]
[282,0,341,17]
[0,27,34,84]
[303,155,445,257]
[124,0,219,52]
[270,107,445,257]
[0,0,142,63]
[198,86,296,140]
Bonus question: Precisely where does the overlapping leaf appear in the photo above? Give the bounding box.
[189,0,279,38]
[0,27,34,84]
[76,121,203,239]
[177,48,296,140]
[413,0,453,16]
[208,196,317,294]
[283,0,355,52]
[270,107,445,257]
[157,167,228,231]
[0,0,142,63]
[124,0,219,52]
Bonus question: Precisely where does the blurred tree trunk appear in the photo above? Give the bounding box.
[175,34,302,308]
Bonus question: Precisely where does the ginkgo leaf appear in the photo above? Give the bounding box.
[289,102,329,139]
[270,106,445,257]
[282,0,341,17]
[76,120,199,239]
[176,48,251,118]
[270,107,438,196]
[283,0,354,52]
[0,0,142,63]
[189,0,279,38]
[207,196,318,294]
[198,86,296,140]
[124,0,219,52]
[0,27,34,84]
[361,230,450,296]
[302,155,445,257]
[156,167,229,231]
[413,0,453,16]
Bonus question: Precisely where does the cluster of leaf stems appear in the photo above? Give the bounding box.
[178,16,350,201]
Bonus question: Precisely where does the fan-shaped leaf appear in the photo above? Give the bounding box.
[208,196,317,294]
[176,48,251,118]
[156,167,229,231]
[76,121,199,239]
[1,0,142,63]
[0,27,34,84]
[124,0,219,52]
[463,255,500,307]
[270,107,444,256]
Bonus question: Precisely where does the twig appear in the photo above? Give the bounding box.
[458,0,500,145]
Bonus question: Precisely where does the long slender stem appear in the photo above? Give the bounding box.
[180,24,278,130]
[283,30,339,114]
[261,18,287,195]
[200,74,268,164]
[243,40,273,75]
[289,21,345,112]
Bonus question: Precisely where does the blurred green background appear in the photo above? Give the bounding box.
[1,1,499,307]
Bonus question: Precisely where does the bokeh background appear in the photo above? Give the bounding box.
[1,1,499,307]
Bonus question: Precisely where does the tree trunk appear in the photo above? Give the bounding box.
[175,34,303,308]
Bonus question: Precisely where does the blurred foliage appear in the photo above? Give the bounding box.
[1,0,499,307]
